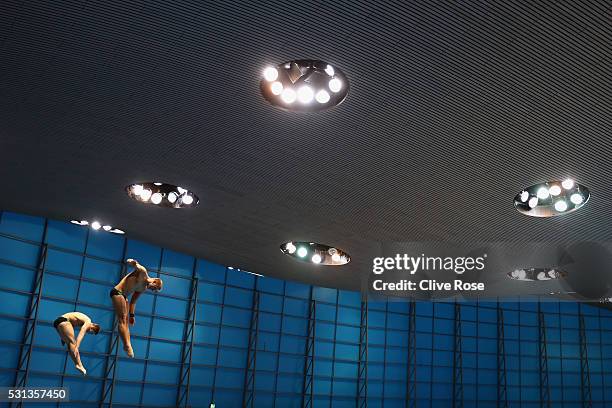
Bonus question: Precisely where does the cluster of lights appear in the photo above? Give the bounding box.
[507,268,566,281]
[514,179,589,217]
[126,182,199,208]
[261,60,349,112]
[227,266,263,277]
[70,220,124,234]
[280,242,350,265]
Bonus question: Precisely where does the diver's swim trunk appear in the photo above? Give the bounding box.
[109,287,128,301]
[53,316,68,329]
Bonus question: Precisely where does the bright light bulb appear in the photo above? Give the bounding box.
[103,225,112,231]
[271,81,283,95]
[331,253,341,262]
[554,200,568,212]
[286,242,296,254]
[517,269,526,280]
[329,78,342,93]
[167,192,177,203]
[111,229,125,234]
[528,197,538,208]
[325,65,335,76]
[297,247,308,258]
[70,220,80,225]
[297,86,314,104]
[570,193,583,205]
[511,269,520,278]
[312,254,322,264]
[281,88,296,103]
[263,67,278,82]
[140,189,152,201]
[177,187,187,194]
[80,220,89,225]
[549,185,561,196]
[91,221,101,230]
[537,187,550,199]
[562,179,574,190]
[315,89,330,104]
[537,271,548,280]
[520,191,529,202]
[151,192,162,205]
[132,184,143,195]
[182,194,194,205]
[153,182,162,186]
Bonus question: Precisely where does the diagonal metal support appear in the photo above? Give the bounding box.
[497,302,508,408]
[356,298,368,408]
[578,306,592,408]
[11,243,49,408]
[176,268,199,408]
[242,290,260,408]
[538,307,551,408]
[452,301,463,408]
[406,299,416,408]
[302,287,316,408]
[99,241,128,408]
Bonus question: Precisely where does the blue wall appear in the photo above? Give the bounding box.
[0,211,610,407]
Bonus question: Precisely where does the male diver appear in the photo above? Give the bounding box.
[110,258,163,357]
[53,311,100,375]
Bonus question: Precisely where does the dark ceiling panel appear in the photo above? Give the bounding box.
[0,1,610,293]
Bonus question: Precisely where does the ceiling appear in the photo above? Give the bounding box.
[1,1,610,296]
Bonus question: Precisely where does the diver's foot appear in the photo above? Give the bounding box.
[124,345,134,358]
[76,365,86,376]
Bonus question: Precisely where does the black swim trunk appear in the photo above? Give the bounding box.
[53,316,68,329]
[109,287,128,301]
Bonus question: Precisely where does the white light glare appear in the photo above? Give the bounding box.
[151,193,163,205]
[140,189,152,201]
[110,229,125,234]
[570,193,583,205]
[182,194,194,205]
[91,221,101,230]
[263,67,278,82]
[528,197,538,208]
[281,88,297,104]
[562,179,574,190]
[325,65,334,76]
[132,184,144,195]
[103,225,112,231]
[297,247,308,258]
[549,185,561,196]
[167,192,177,204]
[331,253,341,262]
[312,254,322,264]
[285,242,297,254]
[315,90,330,104]
[271,81,283,95]
[297,86,314,104]
[329,78,342,93]
[177,187,187,194]
[554,200,568,212]
[537,187,550,199]
[520,191,529,202]
[517,269,526,280]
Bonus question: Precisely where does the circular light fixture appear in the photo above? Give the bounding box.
[507,268,567,281]
[514,180,589,217]
[91,221,101,230]
[261,60,349,112]
[280,241,350,265]
[126,182,199,208]
[71,218,125,234]
[102,225,112,231]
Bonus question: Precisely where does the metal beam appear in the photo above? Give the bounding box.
[242,290,260,408]
[578,305,592,408]
[496,301,508,408]
[302,286,316,408]
[176,259,199,408]
[405,299,416,408]
[538,306,551,408]
[356,297,368,408]
[452,301,463,408]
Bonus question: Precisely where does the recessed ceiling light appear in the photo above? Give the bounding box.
[281,241,350,265]
[72,219,125,234]
[514,180,589,217]
[126,182,199,208]
[91,221,101,230]
[261,60,349,112]
[507,267,567,281]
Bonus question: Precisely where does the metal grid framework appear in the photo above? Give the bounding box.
[496,303,508,408]
[302,287,316,408]
[405,299,417,408]
[176,264,199,408]
[243,290,260,408]
[578,306,592,408]
[356,298,368,408]
[452,301,464,408]
[538,308,551,408]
